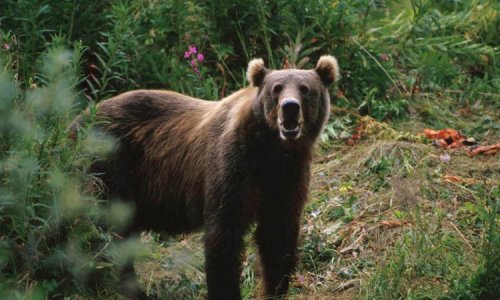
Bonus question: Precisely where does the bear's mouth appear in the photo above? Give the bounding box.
[279,119,301,140]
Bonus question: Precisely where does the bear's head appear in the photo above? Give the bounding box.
[247,56,339,141]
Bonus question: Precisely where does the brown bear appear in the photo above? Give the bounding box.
[74,55,339,299]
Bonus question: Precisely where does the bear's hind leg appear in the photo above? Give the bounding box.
[118,260,151,300]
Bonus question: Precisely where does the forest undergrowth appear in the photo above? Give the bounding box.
[0,0,498,299]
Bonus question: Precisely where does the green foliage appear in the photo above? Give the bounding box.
[300,225,337,271]
[0,0,498,298]
[0,46,146,298]
[2,0,497,107]
[362,184,499,299]
[464,186,500,299]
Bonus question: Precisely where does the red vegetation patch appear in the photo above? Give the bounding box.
[422,128,498,156]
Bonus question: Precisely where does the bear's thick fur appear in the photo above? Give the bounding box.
[76,56,339,299]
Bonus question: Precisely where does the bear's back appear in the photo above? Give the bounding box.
[94,90,222,233]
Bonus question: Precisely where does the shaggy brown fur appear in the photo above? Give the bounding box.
[72,56,339,299]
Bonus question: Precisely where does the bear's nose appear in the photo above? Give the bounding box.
[281,99,301,119]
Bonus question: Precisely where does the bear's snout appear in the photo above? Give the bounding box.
[281,99,301,121]
[279,98,302,140]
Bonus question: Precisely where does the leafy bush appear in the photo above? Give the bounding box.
[2,0,497,107]
[0,0,498,298]
[0,45,147,298]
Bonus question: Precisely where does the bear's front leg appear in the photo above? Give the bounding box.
[256,213,300,298]
[204,219,246,300]
[204,165,250,300]
[255,178,308,299]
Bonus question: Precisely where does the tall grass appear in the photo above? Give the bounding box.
[362,185,499,299]
[0,0,498,298]
[2,0,497,106]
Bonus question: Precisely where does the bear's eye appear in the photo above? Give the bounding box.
[272,84,283,95]
[299,84,310,95]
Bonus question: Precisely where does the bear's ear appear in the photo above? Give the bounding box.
[247,58,268,87]
[315,55,340,86]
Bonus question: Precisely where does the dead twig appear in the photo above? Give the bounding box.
[449,221,474,252]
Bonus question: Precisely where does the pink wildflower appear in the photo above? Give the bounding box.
[188,45,197,55]
[3,43,10,50]
[184,44,204,78]
[197,53,204,63]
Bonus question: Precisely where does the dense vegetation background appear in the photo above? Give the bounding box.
[0,0,498,299]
